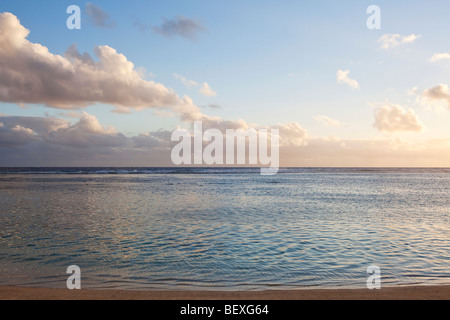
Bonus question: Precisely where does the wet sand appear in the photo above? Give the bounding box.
[0,285,449,300]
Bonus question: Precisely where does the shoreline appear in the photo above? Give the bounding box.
[1,285,449,300]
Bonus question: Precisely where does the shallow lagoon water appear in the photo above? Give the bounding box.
[0,168,448,290]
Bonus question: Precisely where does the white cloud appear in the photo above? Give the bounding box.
[173,73,198,88]
[336,69,360,89]
[276,122,308,146]
[0,12,179,112]
[0,113,151,150]
[199,82,217,97]
[173,74,218,99]
[378,33,420,49]
[430,53,450,62]
[314,115,346,127]
[408,86,419,96]
[373,104,424,132]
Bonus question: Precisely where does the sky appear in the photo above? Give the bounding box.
[1,0,450,167]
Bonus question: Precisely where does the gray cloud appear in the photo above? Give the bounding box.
[0,113,174,165]
[200,104,222,110]
[132,130,172,149]
[0,113,128,148]
[0,116,68,137]
[422,84,450,108]
[85,3,116,28]
[132,19,150,34]
[46,113,129,148]
[0,121,37,147]
[2,113,449,167]
[153,16,206,40]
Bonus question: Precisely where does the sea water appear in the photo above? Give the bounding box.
[0,168,448,290]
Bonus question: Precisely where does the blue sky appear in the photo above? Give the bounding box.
[1,1,450,166]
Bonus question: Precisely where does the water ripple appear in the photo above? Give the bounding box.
[0,171,449,290]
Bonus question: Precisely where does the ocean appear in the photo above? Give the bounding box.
[0,167,448,290]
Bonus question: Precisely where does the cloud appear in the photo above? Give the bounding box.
[85,3,116,28]
[199,82,217,97]
[408,86,419,96]
[3,113,450,167]
[0,12,181,112]
[170,95,209,122]
[336,69,360,89]
[132,20,150,33]
[430,53,450,62]
[0,116,68,139]
[143,92,306,148]
[422,84,450,108]
[378,33,420,49]
[280,137,450,167]
[276,122,308,147]
[0,112,128,149]
[174,73,198,88]
[0,121,37,147]
[0,111,310,167]
[373,104,424,132]
[153,16,206,40]
[0,115,174,166]
[201,104,222,109]
[132,130,172,149]
[46,112,128,148]
[314,115,346,127]
[0,11,224,127]
[174,75,218,98]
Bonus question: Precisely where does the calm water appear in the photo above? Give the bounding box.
[0,168,448,290]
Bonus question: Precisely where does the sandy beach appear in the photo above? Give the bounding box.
[0,285,449,300]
